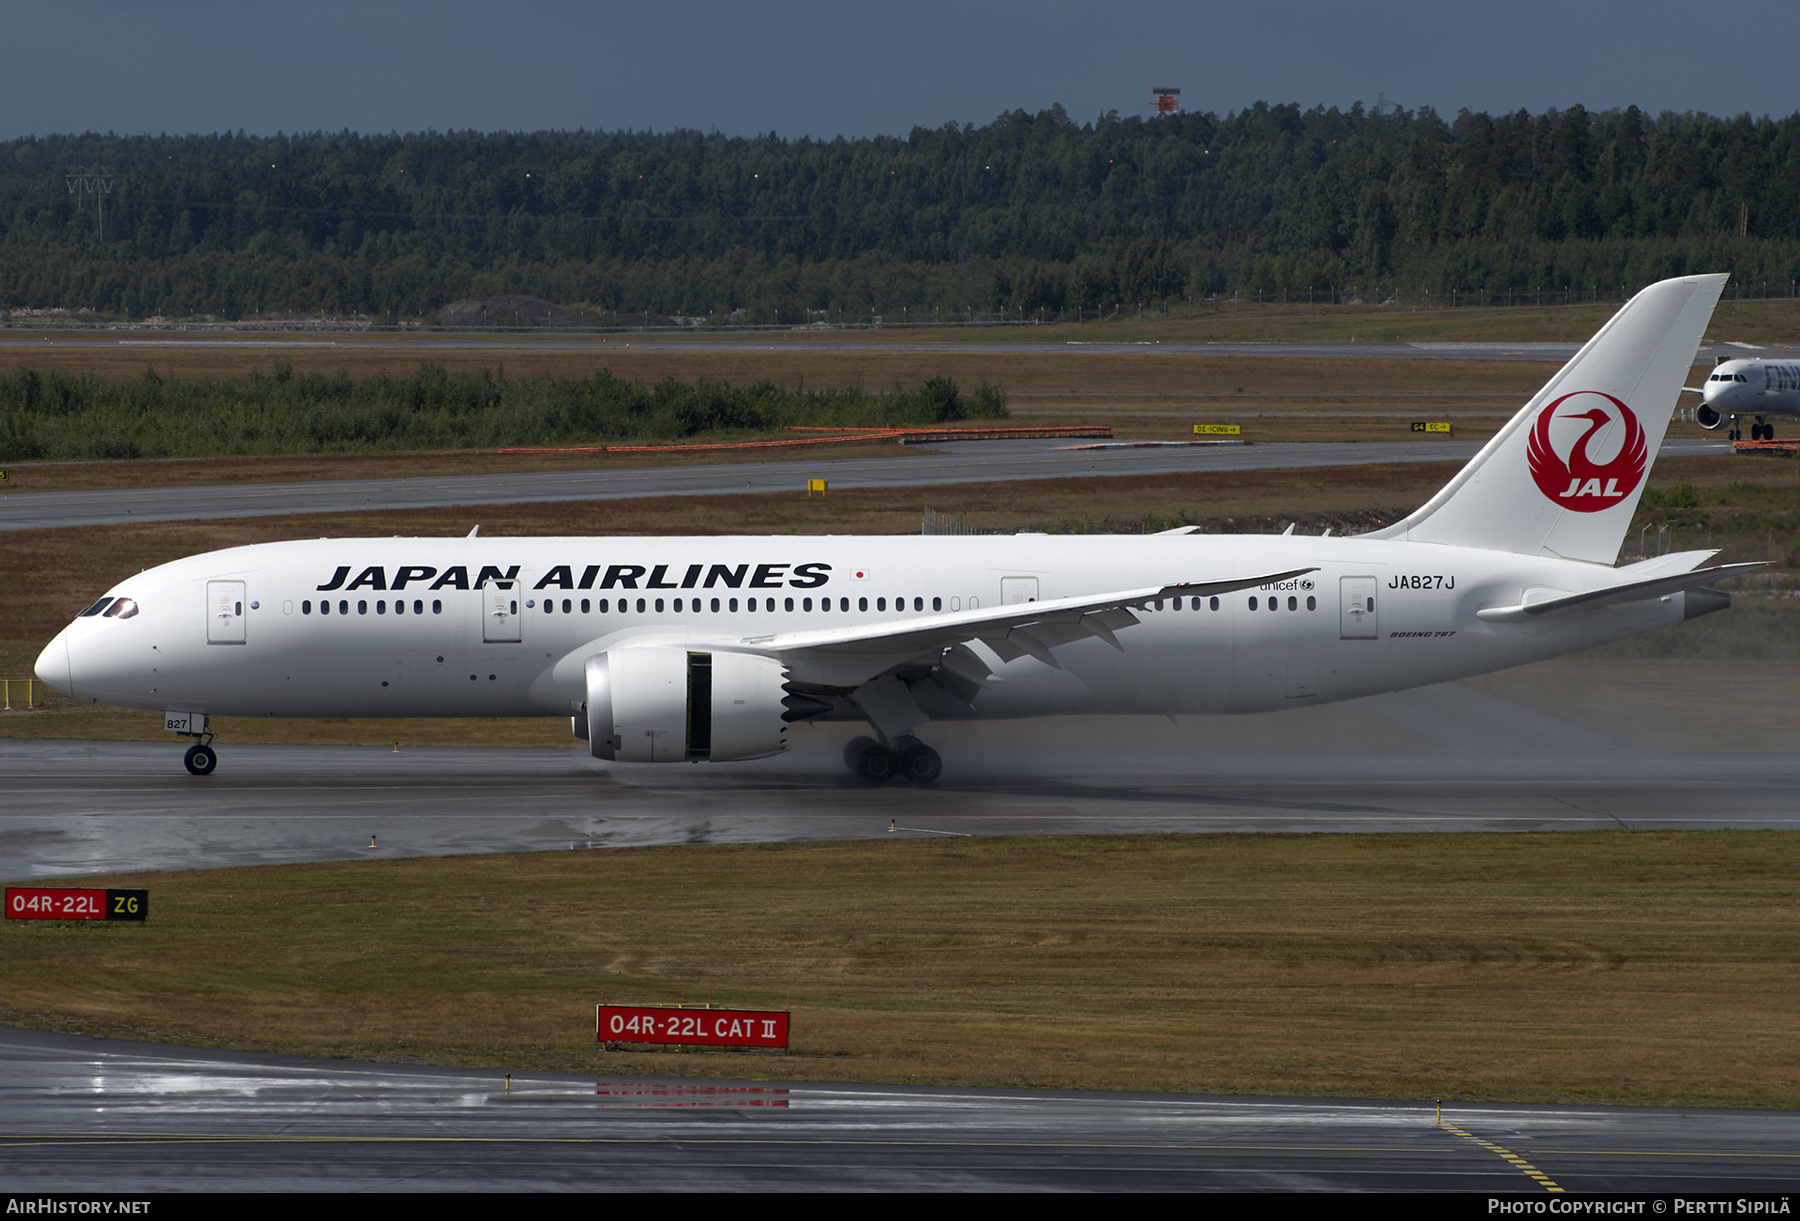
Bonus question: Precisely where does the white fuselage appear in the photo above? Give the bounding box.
[38,533,1687,725]
[1701,358,1800,421]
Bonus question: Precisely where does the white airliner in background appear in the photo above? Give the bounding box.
[1692,356,1800,439]
[36,274,1758,782]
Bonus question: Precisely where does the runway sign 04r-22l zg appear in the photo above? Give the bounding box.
[6,887,148,922]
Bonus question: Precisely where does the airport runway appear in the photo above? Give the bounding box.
[0,332,1776,364]
[0,437,1732,532]
[4,681,1794,878]
[6,684,1795,1192]
[2,1024,1795,1192]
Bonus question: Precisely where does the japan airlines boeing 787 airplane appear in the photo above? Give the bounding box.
[36,274,1757,782]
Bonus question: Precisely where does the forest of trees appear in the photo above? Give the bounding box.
[2,102,1797,322]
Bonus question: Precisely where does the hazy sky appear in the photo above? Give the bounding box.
[6,0,1795,141]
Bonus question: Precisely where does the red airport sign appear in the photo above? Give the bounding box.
[6,887,148,922]
[597,1005,789,1049]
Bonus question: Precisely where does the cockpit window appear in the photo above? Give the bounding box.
[103,598,139,620]
[80,597,115,617]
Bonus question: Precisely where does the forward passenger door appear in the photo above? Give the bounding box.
[206,581,247,645]
[482,580,522,643]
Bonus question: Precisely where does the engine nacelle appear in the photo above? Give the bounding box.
[585,648,789,763]
[1695,404,1724,430]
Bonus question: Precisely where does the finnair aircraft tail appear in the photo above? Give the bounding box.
[1365,274,1726,563]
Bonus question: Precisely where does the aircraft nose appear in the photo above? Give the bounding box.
[35,631,72,698]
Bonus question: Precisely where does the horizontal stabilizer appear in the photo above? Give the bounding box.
[1476,562,1765,622]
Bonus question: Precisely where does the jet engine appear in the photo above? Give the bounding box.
[1695,404,1724,429]
[584,648,792,763]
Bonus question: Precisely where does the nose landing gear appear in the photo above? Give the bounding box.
[174,715,218,776]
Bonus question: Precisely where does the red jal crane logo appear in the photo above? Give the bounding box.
[1525,391,1647,513]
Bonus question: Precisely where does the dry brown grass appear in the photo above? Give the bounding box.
[3,832,1795,1106]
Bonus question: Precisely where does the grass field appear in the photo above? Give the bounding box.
[3,833,1795,1107]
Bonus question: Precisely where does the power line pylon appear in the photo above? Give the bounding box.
[65,167,115,239]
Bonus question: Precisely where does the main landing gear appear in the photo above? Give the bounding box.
[843,735,942,785]
[1729,416,1776,441]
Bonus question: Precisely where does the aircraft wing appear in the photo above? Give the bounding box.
[749,567,1319,680]
[1476,561,1765,623]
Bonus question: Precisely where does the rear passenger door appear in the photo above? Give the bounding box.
[1339,577,1378,639]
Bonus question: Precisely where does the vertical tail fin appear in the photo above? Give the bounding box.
[1364,274,1727,564]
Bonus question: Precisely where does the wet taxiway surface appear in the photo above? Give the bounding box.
[0,437,1731,532]
[2,1026,1794,1192]
[3,681,1794,878]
